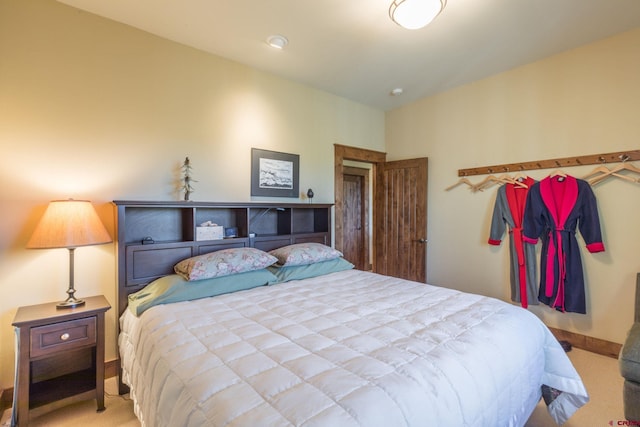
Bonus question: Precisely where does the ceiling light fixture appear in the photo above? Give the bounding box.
[389,0,447,30]
[266,34,288,50]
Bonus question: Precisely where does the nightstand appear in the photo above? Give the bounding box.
[11,295,110,426]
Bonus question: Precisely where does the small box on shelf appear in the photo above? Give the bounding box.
[196,226,224,241]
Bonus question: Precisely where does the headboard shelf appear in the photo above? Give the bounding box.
[113,200,333,317]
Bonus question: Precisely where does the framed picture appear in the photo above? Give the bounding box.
[251,148,299,198]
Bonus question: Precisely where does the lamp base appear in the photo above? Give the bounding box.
[57,247,86,309]
[57,298,85,309]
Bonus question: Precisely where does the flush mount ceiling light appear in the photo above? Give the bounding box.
[266,34,288,49]
[389,0,447,30]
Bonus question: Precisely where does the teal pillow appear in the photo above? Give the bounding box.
[268,257,354,283]
[128,269,278,316]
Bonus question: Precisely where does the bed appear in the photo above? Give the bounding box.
[116,240,589,427]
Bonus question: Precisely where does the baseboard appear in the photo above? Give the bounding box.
[0,387,9,418]
[104,358,117,379]
[0,359,118,415]
[548,327,622,359]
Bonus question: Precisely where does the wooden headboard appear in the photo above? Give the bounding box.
[113,200,332,394]
[113,200,332,319]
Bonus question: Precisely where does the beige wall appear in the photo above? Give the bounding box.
[0,0,384,389]
[386,28,640,347]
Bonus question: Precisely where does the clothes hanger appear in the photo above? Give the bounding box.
[473,172,530,191]
[587,154,640,185]
[581,164,612,181]
[588,170,638,185]
[509,168,531,187]
[549,169,567,178]
[609,156,640,175]
[445,177,476,191]
[589,162,640,185]
[472,174,511,192]
[512,171,528,181]
[545,158,570,178]
[504,173,529,188]
[581,163,620,185]
[497,175,529,189]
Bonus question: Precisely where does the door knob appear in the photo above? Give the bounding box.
[417,238,427,243]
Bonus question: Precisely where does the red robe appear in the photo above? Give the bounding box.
[522,175,604,313]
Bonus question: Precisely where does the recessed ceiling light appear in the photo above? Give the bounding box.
[266,35,288,50]
[391,88,404,96]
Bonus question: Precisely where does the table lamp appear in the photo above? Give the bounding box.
[27,199,112,308]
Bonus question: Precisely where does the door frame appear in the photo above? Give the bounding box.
[334,144,386,271]
[342,166,371,271]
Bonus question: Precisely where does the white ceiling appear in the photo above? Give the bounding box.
[57,0,640,111]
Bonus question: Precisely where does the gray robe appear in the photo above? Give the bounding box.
[489,181,539,307]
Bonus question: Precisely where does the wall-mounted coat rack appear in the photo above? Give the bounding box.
[458,150,640,177]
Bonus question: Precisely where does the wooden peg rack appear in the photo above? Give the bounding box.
[458,150,640,177]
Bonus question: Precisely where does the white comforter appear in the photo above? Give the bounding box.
[119,269,588,427]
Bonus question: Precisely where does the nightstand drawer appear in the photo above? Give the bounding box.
[30,317,97,358]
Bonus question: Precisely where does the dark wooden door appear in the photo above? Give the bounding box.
[375,158,428,282]
[342,172,365,270]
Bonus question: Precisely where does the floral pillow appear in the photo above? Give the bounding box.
[269,243,343,267]
[174,247,278,281]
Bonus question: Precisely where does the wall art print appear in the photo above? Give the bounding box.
[251,148,299,198]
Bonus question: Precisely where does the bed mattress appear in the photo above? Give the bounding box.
[119,269,588,427]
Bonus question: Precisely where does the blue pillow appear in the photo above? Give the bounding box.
[128,269,278,316]
[268,257,354,283]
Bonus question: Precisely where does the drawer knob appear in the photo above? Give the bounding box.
[60,333,70,341]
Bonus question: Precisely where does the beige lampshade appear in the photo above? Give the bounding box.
[27,199,112,249]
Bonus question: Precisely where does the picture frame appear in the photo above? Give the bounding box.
[251,148,299,198]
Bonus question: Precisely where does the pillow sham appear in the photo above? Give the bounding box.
[174,247,278,281]
[269,243,343,267]
[128,269,278,316]
[268,257,354,283]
